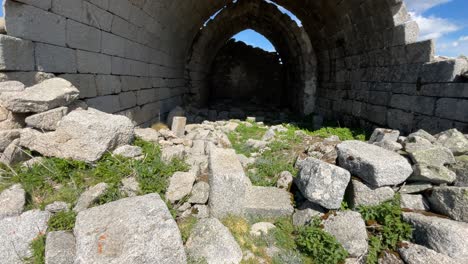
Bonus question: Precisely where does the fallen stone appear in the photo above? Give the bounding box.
[0,138,28,165]
[185,218,242,264]
[369,128,400,143]
[0,80,25,92]
[45,231,75,264]
[337,140,412,187]
[0,109,25,130]
[276,171,293,190]
[436,129,468,156]
[427,186,468,222]
[407,130,436,143]
[296,157,350,209]
[134,128,160,143]
[292,201,324,227]
[398,183,433,194]
[73,183,108,212]
[246,139,268,149]
[188,181,210,204]
[410,164,456,184]
[323,211,368,258]
[237,154,255,168]
[378,251,404,264]
[403,212,468,260]
[161,144,186,163]
[120,177,140,197]
[250,222,276,237]
[21,156,44,169]
[307,140,339,164]
[400,194,429,211]
[398,242,458,264]
[347,179,395,208]
[451,155,468,186]
[166,171,196,203]
[209,147,251,218]
[0,78,79,113]
[408,146,455,167]
[190,140,206,155]
[171,116,186,137]
[243,186,294,219]
[74,194,186,263]
[25,106,68,130]
[20,108,134,162]
[113,145,143,158]
[186,154,208,177]
[167,106,185,127]
[404,136,434,153]
[0,184,25,220]
[193,204,210,219]
[0,129,20,152]
[373,140,403,152]
[45,201,69,213]
[0,210,50,263]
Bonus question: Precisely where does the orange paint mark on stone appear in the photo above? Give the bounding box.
[97,234,107,254]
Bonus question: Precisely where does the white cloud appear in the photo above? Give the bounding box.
[404,0,452,14]
[409,12,459,40]
[459,36,468,41]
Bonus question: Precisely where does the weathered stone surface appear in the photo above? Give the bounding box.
[0,78,79,113]
[398,242,458,264]
[20,108,134,162]
[369,128,400,143]
[337,141,413,187]
[0,129,20,152]
[74,194,186,263]
[436,129,468,155]
[243,186,294,219]
[296,157,351,209]
[113,145,143,158]
[45,231,75,264]
[378,250,404,264]
[307,140,339,164]
[0,80,25,92]
[209,147,251,218]
[0,210,50,264]
[166,171,196,203]
[250,222,276,237]
[407,130,436,143]
[45,201,69,213]
[171,116,186,137]
[403,212,468,260]
[185,218,242,264]
[277,171,293,190]
[0,35,34,71]
[451,155,468,186]
[348,179,395,208]
[292,203,324,227]
[400,194,429,211]
[188,181,210,204]
[0,138,28,165]
[405,136,435,153]
[398,183,433,194]
[120,177,140,197]
[408,146,455,167]
[134,128,160,142]
[193,204,210,219]
[373,140,403,152]
[0,184,25,220]
[246,139,268,149]
[410,164,456,184]
[35,43,77,73]
[323,211,368,258]
[167,106,185,127]
[427,186,468,222]
[25,106,69,130]
[73,183,108,212]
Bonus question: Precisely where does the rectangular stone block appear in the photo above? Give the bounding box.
[119,91,137,110]
[387,108,414,134]
[82,1,113,31]
[136,89,156,105]
[96,75,122,95]
[35,43,77,73]
[435,98,468,123]
[111,15,138,40]
[5,0,66,46]
[88,0,109,10]
[406,40,434,64]
[14,0,51,10]
[51,0,82,22]
[420,58,468,82]
[86,95,120,113]
[77,50,111,74]
[101,32,126,56]
[59,74,97,99]
[0,35,34,71]
[66,19,101,52]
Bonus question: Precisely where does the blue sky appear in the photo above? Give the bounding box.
[1,0,466,56]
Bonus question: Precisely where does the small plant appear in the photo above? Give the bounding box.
[227,123,267,157]
[295,218,348,264]
[178,216,198,243]
[310,127,366,141]
[26,234,46,264]
[48,211,77,231]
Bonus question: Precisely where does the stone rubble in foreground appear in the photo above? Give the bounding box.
[0,79,468,263]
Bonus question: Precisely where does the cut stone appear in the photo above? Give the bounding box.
[167,106,185,127]
[243,186,294,219]
[427,186,468,222]
[0,138,28,165]
[161,145,186,163]
[45,231,75,264]
[0,35,34,71]
[171,116,187,137]
[408,146,455,167]
[73,183,108,212]
[322,211,368,258]
[436,129,468,155]
[403,212,468,260]
[0,78,79,113]
[250,222,276,237]
[451,155,468,187]
[0,184,25,220]
[398,242,457,264]
[400,194,429,211]
[25,106,69,130]
[410,164,456,184]
[188,181,210,204]
[185,218,242,264]
[166,171,196,203]
[74,194,186,263]
[276,171,293,190]
[113,145,143,158]
[347,179,395,208]
[296,157,351,209]
[0,129,20,152]
[337,141,413,187]
[292,201,324,227]
[369,128,400,143]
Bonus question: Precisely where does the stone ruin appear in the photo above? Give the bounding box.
[0,0,468,264]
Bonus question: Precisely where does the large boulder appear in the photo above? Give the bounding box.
[295,157,350,209]
[436,129,468,156]
[20,108,134,162]
[337,141,412,187]
[369,128,400,143]
[400,194,429,211]
[0,210,51,264]
[408,146,455,167]
[403,212,468,260]
[427,186,468,222]
[0,184,25,220]
[347,179,395,208]
[185,218,242,264]
[45,231,76,264]
[398,242,457,264]
[74,194,186,264]
[451,155,468,187]
[0,78,79,113]
[410,164,456,184]
[243,186,294,219]
[322,211,368,258]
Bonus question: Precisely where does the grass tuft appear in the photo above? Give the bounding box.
[48,211,77,232]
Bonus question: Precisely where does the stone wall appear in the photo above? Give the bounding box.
[210,40,284,106]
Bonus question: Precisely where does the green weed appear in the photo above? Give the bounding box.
[228,123,268,157]
[48,211,77,232]
[178,216,199,243]
[26,234,46,264]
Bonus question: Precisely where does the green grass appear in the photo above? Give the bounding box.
[178,216,199,243]
[26,234,46,264]
[228,122,268,157]
[48,211,77,232]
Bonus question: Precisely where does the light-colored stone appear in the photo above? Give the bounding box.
[45,231,75,264]
[74,194,186,264]
[292,201,324,227]
[410,164,456,184]
[193,204,210,219]
[403,212,468,260]
[250,222,276,237]
[407,130,437,143]
[451,155,468,187]
[20,108,134,162]
[134,128,160,143]
[0,35,34,71]
[0,184,25,220]
[0,138,28,165]
[398,241,458,264]
[296,157,350,209]
[161,144,186,163]
[120,177,140,197]
[323,211,368,258]
[66,19,101,52]
[188,181,210,204]
[166,171,197,203]
[73,183,108,212]
[277,171,293,190]
[167,106,185,127]
[0,78,79,113]
[408,146,455,167]
[0,80,25,92]
[45,201,69,213]
[35,43,77,73]
[185,218,242,264]
[400,194,429,211]
[337,140,413,187]
[0,129,20,152]
[369,128,400,143]
[171,116,187,137]
[25,106,69,130]
[243,186,294,219]
[0,210,51,264]
[348,179,395,208]
[373,140,403,152]
[398,183,433,194]
[113,145,143,158]
[436,129,468,156]
[246,139,268,149]
[427,186,468,222]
